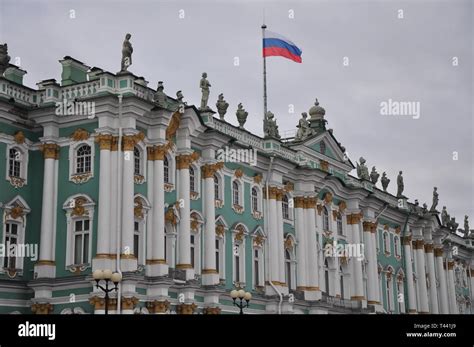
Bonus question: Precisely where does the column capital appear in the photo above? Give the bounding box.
[263,186,280,200]
[412,239,425,250]
[447,260,455,270]
[346,212,363,225]
[201,162,224,178]
[40,143,60,160]
[95,133,113,150]
[122,132,145,151]
[305,197,317,209]
[121,296,139,310]
[362,221,378,232]
[31,302,54,314]
[434,247,444,257]
[203,306,222,315]
[424,243,434,253]
[294,196,305,208]
[148,142,172,161]
[176,152,200,169]
[402,235,413,245]
[146,300,170,313]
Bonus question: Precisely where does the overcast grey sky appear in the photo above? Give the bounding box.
[0,0,472,223]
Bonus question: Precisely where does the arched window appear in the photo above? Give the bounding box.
[285,249,293,290]
[282,195,289,220]
[134,147,141,175]
[251,187,258,212]
[214,175,220,200]
[189,167,195,192]
[394,236,400,257]
[133,221,142,263]
[254,247,263,287]
[190,233,196,268]
[383,232,390,254]
[164,156,169,183]
[337,214,343,235]
[323,207,329,231]
[8,148,21,178]
[397,280,404,313]
[386,274,392,312]
[232,181,240,206]
[76,145,91,174]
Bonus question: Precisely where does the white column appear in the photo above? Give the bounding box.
[315,207,324,293]
[403,235,417,313]
[305,198,319,296]
[176,154,194,280]
[424,244,439,314]
[36,143,59,278]
[94,134,112,269]
[469,267,474,311]
[413,239,429,313]
[348,213,364,301]
[276,191,286,286]
[121,135,137,272]
[109,137,118,270]
[371,231,380,304]
[364,221,378,305]
[434,248,449,313]
[148,145,168,276]
[294,197,307,290]
[202,163,220,285]
[265,187,280,291]
[446,260,458,313]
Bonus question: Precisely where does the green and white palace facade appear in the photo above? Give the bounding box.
[0,55,472,315]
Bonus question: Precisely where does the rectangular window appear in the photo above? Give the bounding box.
[190,235,195,268]
[215,239,219,274]
[254,259,259,286]
[235,255,240,282]
[73,219,90,265]
[134,221,140,261]
[4,222,19,269]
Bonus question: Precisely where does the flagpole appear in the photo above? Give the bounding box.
[262,23,268,130]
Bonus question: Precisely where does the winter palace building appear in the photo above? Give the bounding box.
[0,51,473,315]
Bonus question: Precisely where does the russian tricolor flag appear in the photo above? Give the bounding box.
[263,30,302,63]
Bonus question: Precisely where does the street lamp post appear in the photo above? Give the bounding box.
[93,269,122,315]
[230,289,252,314]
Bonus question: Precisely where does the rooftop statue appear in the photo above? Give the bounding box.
[381,172,390,192]
[199,72,211,111]
[0,43,10,75]
[422,203,428,215]
[430,187,439,212]
[295,112,311,141]
[264,111,280,139]
[153,81,168,108]
[370,166,380,184]
[120,33,133,72]
[236,103,248,129]
[441,206,448,226]
[396,171,404,198]
[356,157,369,181]
[216,93,229,120]
[464,216,469,237]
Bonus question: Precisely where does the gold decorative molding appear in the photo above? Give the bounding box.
[323,192,333,204]
[146,259,167,265]
[147,300,170,314]
[203,306,221,315]
[284,237,294,250]
[254,235,264,247]
[190,217,199,232]
[216,224,225,237]
[346,212,363,225]
[235,226,245,241]
[70,128,89,141]
[134,198,144,219]
[31,303,53,315]
[7,205,24,220]
[165,204,178,225]
[202,162,224,178]
[40,143,60,160]
[176,263,193,269]
[111,136,119,151]
[316,204,323,215]
[134,174,145,184]
[253,174,263,184]
[234,168,244,178]
[320,160,329,172]
[154,142,172,160]
[263,186,279,200]
[202,269,218,274]
[166,111,182,141]
[176,303,197,315]
[71,173,92,184]
[95,133,113,150]
[71,197,89,217]
[447,261,454,270]
[122,135,137,151]
[121,297,139,310]
[275,189,284,201]
[284,181,294,192]
[88,296,105,311]
[8,176,26,188]
[394,226,401,234]
[14,130,25,144]
[332,210,339,221]
[176,152,200,169]
[384,224,389,230]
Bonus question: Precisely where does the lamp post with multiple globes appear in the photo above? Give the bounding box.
[92,269,122,315]
[230,289,252,314]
